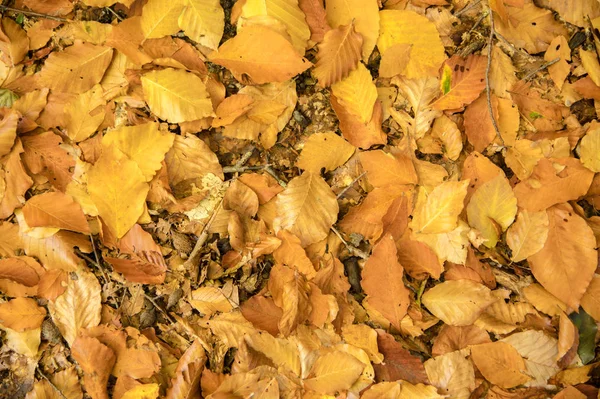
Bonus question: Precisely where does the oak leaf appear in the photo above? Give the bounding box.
[506,210,549,262]
[141,68,214,123]
[0,297,46,332]
[88,145,149,239]
[378,10,446,79]
[410,180,469,234]
[432,55,487,110]
[297,132,355,173]
[528,204,597,309]
[22,192,89,234]
[273,171,338,247]
[361,235,410,331]
[313,22,362,87]
[422,279,497,326]
[209,26,311,85]
[471,342,531,388]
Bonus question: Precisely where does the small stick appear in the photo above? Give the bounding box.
[265,165,287,187]
[144,293,175,324]
[184,199,223,272]
[222,164,267,173]
[330,226,369,260]
[89,235,109,283]
[337,171,367,199]
[36,368,68,399]
[455,0,482,17]
[485,8,505,147]
[105,7,123,21]
[523,57,560,81]
[0,5,70,22]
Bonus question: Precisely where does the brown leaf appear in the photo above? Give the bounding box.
[0,297,46,331]
[0,139,33,219]
[313,22,363,87]
[464,92,499,153]
[432,324,491,356]
[395,234,443,280]
[72,336,116,399]
[361,235,410,330]
[0,256,41,287]
[223,179,259,217]
[238,173,284,204]
[268,264,311,336]
[298,0,330,42]
[240,295,282,336]
[373,330,429,384]
[23,192,89,234]
[37,269,68,301]
[0,222,21,257]
[21,131,74,191]
[471,341,531,388]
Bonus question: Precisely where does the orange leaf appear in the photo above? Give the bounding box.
[268,264,311,336]
[313,22,363,87]
[361,235,409,330]
[432,55,487,110]
[331,95,386,149]
[21,131,74,191]
[0,297,46,332]
[37,269,68,301]
[528,204,597,309]
[470,341,530,388]
[240,295,282,336]
[359,149,417,188]
[432,325,491,356]
[166,340,206,399]
[396,235,443,279]
[23,192,90,234]
[71,336,116,399]
[0,256,41,287]
[0,139,32,219]
[209,26,311,85]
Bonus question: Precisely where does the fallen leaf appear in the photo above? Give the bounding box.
[331,95,387,148]
[178,0,224,50]
[373,330,428,384]
[140,0,185,39]
[410,180,469,234]
[424,350,475,399]
[326,0,379,60]
[506,210,549,262]
[0,298,46,332]
[23,192,90,234]
[303,350,365,394]
[501,330,559,387]
[312,22,363,87]
[432,325,491,356]
[471,341,531,388]
[432,55,487,110]
[165,340,206,399]
[331,63,377,123]
[297,132,355,173]
[71,336,116,399]
[359,149,418,188]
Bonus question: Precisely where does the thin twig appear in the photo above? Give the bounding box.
[337,171,367,199]
[469,10,488,33]
[184,199,224,273]
[330,226,369,260]
[89,235,109,283]
[265,165,287,187]
[36,368,68,399]
[222,164,268,173]
[455,0,482,17]
[0,5,70,22]
[523,57,560,81]
[485,8,505,147]
[105,6,123,21]
[144,293,175,324]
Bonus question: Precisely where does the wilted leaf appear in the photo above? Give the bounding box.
[313,22,363,87]
[273,171,338,246]
[378,10,446,79]
[209,26,311,85]
[141,68,214,123]
[48,271,102,346]
[422,280,496,326]
[528,204,597,309]
[471,342,531,388]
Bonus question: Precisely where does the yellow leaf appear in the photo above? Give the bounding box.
[88,145,149,238]
[0,297,46,332]
[422,280,497,326]
[359,149,418,188]
[581,275,600,321]
[244,331,301,376]
[361,235,410,331]
[494,2,567,54]
[326,0,379,61]
[379,43,411,78]
[424,350,475,399]
[0,109,18,158]
[141,0,185,39]
[504,139,544,180]
[165,134,223,187]
[297,132,355,173]
[22,192,90,234]
[489,44,517,98]
[362,382,401,399]
[240,0,311,55]
[528,204,597,309]
[102,122,175,182]
[64,85,106,143]
[313,22,363,87]
[470,342,530,388]
[37,42,113,94]
[330,63,377,123]
[48,271,101,346]
[545,36,570,89]
[432,55,487,110]
[523,283,567,317]
[580,121,600,172]
[304,350,365,394]
[378,10,446,79]
[410,180,469,234]
[2,326,40,358]
[178,0,224,50]
[342,324,384,364]
[208,311,257,349]
[122,384,160,399]
[209,26,312,85]
[430,115,462,161]
[141,68,214,123]
[273,171,338,246]
[506,210,549,262]
[413,220,470,264]
[501,330,559,387]
[390,76,440,139]
[466,174,517,248]
[398,382,445,399]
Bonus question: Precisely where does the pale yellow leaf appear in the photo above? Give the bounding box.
[326,0,379,61]
[410,180,469,234]
[523,283,567,317]
[207,310,257,349]
[244,331,301,376]
[48,271,101,346]
[581,275,600,321]
[413,220,470,264]
[504,139,544,181]
[64,85,106,143]
[178,0,224,50]
[466,174,517,248]
[424,350,475,399]
[165,134,223,187]
[240,0,310,55]
[141,0,185,39]
[102,123,175,182]
[273,171,338,246]
[2,326,40,358]
[506,210,549,262]
[390,76,440,139]
[398,382,444,399]
[296,132,355,173]
[580,121,600,172]
[342,324,383,364]
[37,42,113,94]
[121,384,159,399]
[141,68,214,123]
[88,145,149,239]
[189,286,233,317]
[330,63,377,123]
[470,342,530,388]
[378,10,446,79]
[422,280,497,326]
[501,330,559,387]
[303,350,365,394]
